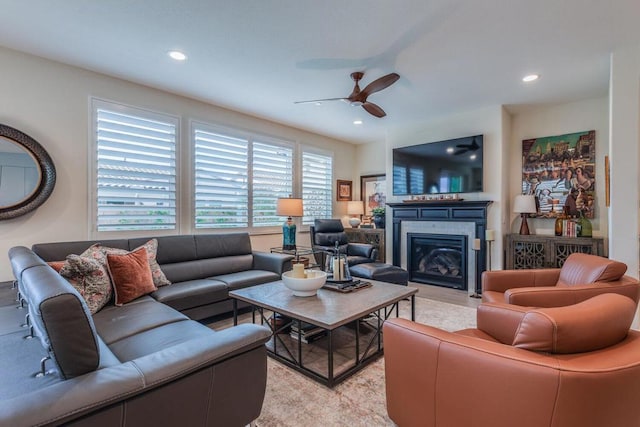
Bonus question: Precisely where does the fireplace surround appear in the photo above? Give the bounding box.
[389,201,492,295]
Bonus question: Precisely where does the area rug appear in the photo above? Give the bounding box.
[254,298,477,427]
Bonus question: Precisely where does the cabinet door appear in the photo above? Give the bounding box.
[552,241,599,267]
[511,239,547,269]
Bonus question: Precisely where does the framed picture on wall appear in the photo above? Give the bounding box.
[337,180,352,201]
[521,130,596,219]
[361,174,386,216]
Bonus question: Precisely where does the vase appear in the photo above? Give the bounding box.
[578,214,592,237]
[373,215,385,229]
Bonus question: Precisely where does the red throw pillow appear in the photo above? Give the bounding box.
[107,247,157,306]
[47,261,66,272]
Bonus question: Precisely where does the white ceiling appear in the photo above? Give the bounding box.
[1,0,639,144]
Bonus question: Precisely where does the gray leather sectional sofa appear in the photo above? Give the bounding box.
[2,233,294,427]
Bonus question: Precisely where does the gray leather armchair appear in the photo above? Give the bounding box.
[309,219,377,269]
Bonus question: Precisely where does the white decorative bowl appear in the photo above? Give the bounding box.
[282,270,327,297]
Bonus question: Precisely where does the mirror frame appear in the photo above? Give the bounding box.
[0,124,56,220]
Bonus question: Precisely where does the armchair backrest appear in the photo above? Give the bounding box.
[310,219,349,248]
[557,253,627,286]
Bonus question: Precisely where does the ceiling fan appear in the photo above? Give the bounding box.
[295,71,400,118]
[454,137,480,155]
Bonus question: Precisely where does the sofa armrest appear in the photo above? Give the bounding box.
[252,251,294,275]
[383,318,562,427]
[506,278,640,307]
[476,302,529,344]
[482,268,560,293]
[0,324,271,426]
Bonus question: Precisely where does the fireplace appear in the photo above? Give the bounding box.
[389,200,492,296]
[407,233,467,290]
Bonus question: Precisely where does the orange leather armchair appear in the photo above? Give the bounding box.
[482,253,640,307]
[384,294,640,427]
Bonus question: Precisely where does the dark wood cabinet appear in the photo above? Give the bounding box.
[505,234,604,269]
[345,228,385,262]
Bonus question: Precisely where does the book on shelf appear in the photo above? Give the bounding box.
[291,321,322,334]
[290,328,326,344]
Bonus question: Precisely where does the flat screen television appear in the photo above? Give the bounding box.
[392,135,483,196]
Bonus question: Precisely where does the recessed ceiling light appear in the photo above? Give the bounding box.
[470,154,477,160]
[168,50,187,61]
[522,74,539,82]
[353,120,363,125]
[446,147,454,154]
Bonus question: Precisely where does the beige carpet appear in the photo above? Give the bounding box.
[251,298,477,427]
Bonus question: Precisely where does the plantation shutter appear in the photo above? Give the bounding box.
[194,128,249,228]
[302,151,332,225]
[95,107,176,231]
[252,140,294,227]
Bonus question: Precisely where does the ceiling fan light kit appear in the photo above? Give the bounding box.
[295,71,400,118]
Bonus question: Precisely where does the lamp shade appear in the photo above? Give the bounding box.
[276,197,303,217]
[513,195,537,214]
[347,201,364,215]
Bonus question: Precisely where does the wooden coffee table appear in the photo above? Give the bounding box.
[229,280,417,387]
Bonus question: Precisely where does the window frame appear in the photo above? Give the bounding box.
[300,144,334,227]
[89,98,181,239]
[190,120,297,234]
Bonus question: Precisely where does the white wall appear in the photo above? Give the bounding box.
[0,46,356,281]
[609,47,640,278]
[509,97,610,240]
[382,105,509,267]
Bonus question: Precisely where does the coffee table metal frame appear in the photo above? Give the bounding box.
[230,280,417,388]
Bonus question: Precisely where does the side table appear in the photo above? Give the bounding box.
[270,246,324,269]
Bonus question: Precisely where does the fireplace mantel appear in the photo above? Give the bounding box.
[388,200,492,294]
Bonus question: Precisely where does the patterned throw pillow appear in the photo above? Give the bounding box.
[59,255,113,314]
[81,239,171,288]
[106,246,157,306]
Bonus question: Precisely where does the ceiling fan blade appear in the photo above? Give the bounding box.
[294,97,348,104]
[454,149,467,155]
[359,73,400,100]
[362,102,386,118]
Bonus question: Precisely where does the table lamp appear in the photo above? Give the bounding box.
[347,201,364,228]
[277,196,303,250]
[513,195,536,235]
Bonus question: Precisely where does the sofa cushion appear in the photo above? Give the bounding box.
[107,319,214,361]
[160,256,254,283]
[557,253,627,286]
[151,279,229,311]
[195,233,252,258]
[59,254,113,314]
[213,270,281,291]
[92,297,188,345]
[134,235,197,265]
[513,293,635,353]
[107,247,158,306]
[32,239,129,262]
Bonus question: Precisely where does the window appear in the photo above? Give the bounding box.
[193,123,294,229]
[301,150,333,225]
[92,101,177,232]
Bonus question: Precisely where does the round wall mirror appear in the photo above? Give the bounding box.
[0,124,56,220]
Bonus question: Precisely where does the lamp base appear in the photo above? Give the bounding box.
[349,217,361,228]
[519,215,531,235]
[282,219,297,250]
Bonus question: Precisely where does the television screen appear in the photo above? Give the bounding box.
[392,135,483,196]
